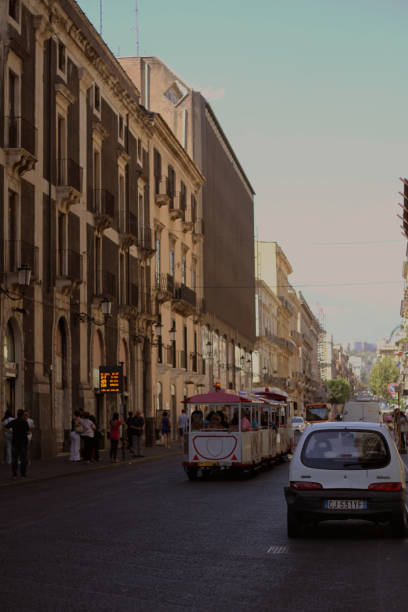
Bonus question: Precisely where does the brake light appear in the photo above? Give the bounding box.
[368,482,402,492]
[290,481,323,490]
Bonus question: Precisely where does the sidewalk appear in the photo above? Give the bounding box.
[0,443,182,488]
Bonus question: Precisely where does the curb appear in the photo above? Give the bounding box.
[0,449,182,490]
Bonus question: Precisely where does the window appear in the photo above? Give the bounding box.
[58,212,68,276]
[7,69,19,147]
[180,181,186,212]
[93,149,101,212]
[169,246,175,277]
[155,233,161,279]
[301,430,390,471]
[8,0,20,24]
[7,190,18,272]
[119,253,126,305]
[153,149,161,194]
[137,138,142,162]
[191,195,197,223]
[94,235,102,295]
[191,260,197,292]
[119,173,126,232]
[58,42,66,74]
[57,115,67,185]
[138,193,144,242]
[118,114,124,142]
[167,165,175,208]
[181,252,187,285]
[93,84,101,114]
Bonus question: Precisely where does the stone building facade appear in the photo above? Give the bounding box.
[119,57,256,395]
[0,0,204,456]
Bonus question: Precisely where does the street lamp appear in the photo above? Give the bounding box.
[0,264,32,301]
[74,297,113,325]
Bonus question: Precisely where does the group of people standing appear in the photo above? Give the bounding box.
[69,409,145,464]
[2,408,34,478]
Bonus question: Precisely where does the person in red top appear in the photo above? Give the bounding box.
[109,412,123,463]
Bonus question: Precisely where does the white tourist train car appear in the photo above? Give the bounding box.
[182,388,291,480]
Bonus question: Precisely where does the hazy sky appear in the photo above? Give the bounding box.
[77,0,408,344]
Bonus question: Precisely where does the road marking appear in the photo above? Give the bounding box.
[266,545,290,554]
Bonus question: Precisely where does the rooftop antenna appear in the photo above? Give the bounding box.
[99,0,103,37]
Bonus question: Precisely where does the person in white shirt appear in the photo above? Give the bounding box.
[178,409,188,448]
[2,408,14,464]
[24,411,35,463]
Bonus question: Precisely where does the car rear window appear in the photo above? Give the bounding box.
[301,429,390,470]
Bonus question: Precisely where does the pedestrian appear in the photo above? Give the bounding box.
[81,412,96,464]
[400,411,408,453]
[161,410,171,448]
[2,408,14,465]
[69,410,82,461]
[23,410,35,464]
[89,414,101,462]
[178,408,188,448]
[6,408,29,478]
[131,411,145,457]
[109,412,123,463]
[126,411,134,456]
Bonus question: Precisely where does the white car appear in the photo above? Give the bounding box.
[284,421,407,538]
[291,416,306,433]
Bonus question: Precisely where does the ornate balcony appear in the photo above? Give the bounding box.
[172,283,196,317]
[56,158,83,212]
[156,273,174,303]
[56,249,82,294]
[119,211,138,250]
[154,178,170,207]
[92,189,115,232]
[139,291,156,322]
[137,226,155,258]
[4,116,37,176]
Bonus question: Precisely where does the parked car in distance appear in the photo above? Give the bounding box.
[343,399,381,423]
[284,421,407,538]
[291,416,306,433]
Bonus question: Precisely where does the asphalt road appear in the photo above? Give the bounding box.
[2,457,408,612]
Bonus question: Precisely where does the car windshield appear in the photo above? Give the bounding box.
[301,429,390,470]
[306,407,328,421]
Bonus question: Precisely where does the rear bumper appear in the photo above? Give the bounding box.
[284,487,406,521]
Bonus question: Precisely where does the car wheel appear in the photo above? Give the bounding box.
[391,510,408,538]
[287,507,302,538]
[185,466,198,481]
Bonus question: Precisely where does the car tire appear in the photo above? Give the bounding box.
[287,507,302,538]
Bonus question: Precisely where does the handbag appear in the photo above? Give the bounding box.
[75,422,84,434]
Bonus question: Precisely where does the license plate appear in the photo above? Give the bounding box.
[198,461,217,466]
[324,499,367,510]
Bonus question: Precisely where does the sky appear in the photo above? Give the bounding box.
[76,0,408,345]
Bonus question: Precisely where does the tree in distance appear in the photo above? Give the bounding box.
[326,378,351,405]
[369,356,400,399]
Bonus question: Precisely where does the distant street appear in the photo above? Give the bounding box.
[2,457,408,612]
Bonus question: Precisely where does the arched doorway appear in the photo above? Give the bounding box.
[119,339,128,417]
[55,318,69,451]
[4,320,21,416]
[93,330,105,438]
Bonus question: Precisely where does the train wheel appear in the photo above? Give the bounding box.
[185,466,198,481]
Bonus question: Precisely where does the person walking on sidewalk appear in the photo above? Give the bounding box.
[161,411,171,448]
[131,411,145,457]
[2,408,14,465]
[6,409,29,478]
[81,412,96,464]
[109,413,123,463]
[69,410,82,461]
[178,409,188,449]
